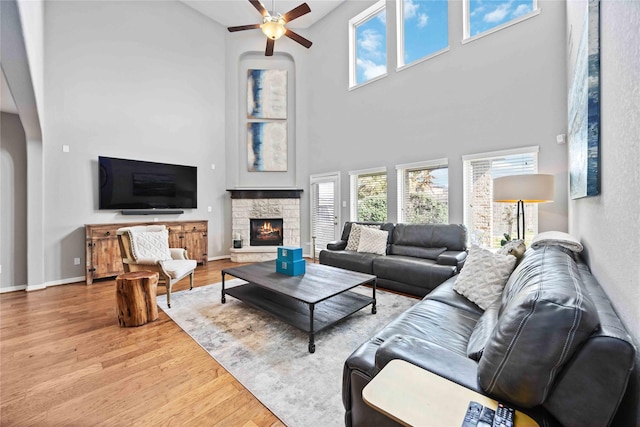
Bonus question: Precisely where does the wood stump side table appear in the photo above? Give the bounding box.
[116,271,159,327]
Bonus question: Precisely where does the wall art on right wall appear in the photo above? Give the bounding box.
[568,0,600,199]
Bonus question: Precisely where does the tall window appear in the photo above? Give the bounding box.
[463,147,538,248]
[397,0,448,69]
[397,159,449,224]
[350,167,387,222]
[464,0,538,40]
[349,1,387,88]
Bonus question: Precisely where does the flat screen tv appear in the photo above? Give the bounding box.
[99,156,197,210]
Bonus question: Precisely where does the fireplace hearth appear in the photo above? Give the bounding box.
[250,218,284,246]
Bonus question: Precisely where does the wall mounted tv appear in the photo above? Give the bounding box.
[99,156,197,213]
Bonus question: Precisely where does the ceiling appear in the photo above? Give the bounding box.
[179,0,345,29]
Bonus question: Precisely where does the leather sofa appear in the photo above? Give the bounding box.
[343,245,636,427]
[319,222,468,297]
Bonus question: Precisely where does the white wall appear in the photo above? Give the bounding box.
[305,0,568,234]
[567,1,640,424]
[43,0,227,282]
[0,112,28,290]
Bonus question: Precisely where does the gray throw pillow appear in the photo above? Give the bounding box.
[453,246,516,310]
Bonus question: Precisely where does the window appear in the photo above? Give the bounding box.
[464,0,538,40]
[349,167,387,222]
[463,147,538,248]
[397,159,448,224]
[397,0,448,69]
[349,1,387,88]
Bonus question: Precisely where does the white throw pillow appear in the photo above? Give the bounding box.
[357,227,388,255]
[453,246,516,310]
[129,229,172,261]
[345,224,379,251]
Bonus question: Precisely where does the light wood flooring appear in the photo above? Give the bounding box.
[0,260,285,427]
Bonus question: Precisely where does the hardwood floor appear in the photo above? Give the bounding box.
[0,260,285,426]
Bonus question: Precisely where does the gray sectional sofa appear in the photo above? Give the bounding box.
[319,222,468,297]
[342,245,636,427]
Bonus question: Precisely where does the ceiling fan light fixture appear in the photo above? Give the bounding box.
[261,16,286,40]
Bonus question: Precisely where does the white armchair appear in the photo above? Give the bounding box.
[116,225,196,308]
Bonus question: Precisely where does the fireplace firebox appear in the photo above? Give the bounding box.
[250,218,284,246]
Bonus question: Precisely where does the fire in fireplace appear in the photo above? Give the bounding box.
[250,218,284,246]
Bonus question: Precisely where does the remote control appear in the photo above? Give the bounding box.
[492,402,515,427]
[461,401,483,427]
[477,406,495,427]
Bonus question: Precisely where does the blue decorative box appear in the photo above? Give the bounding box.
[277,246,303,262]
[276,259,306,276]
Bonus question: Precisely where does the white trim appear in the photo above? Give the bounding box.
[348,73,388,91]
[397,48,450,73]
[462,145,539,161]
[310,171,341,182]
[349,166,387,176]
[348,0,387,89]
[396,158,449,170]
[210,255,231,261]
[462,0,540,43]
[0,285,27,293]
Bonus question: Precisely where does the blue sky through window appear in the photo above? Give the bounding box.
[402,0,448,66]
[356,9,387,85]
[469,0,535,37]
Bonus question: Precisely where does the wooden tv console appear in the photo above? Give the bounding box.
[85,220,208,284]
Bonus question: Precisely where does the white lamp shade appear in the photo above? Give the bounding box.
[493,174,554,203]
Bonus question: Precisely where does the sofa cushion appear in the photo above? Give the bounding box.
[453,247,516,310]
[392,223,467,251]
[345,223,380,251]
[423,277,484,315]
[478,246,600,408]
[372,299,480,357]
[466,299,501,360]
[373,255,457,289]
[318,250,378,275]
[388,245,447,260]
[357,227,388,255]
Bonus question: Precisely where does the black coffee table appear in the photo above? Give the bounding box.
[221,260,377,353]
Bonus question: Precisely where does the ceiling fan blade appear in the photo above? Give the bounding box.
[249,0,269,18]
[228,23,261,32]
[265,38,275,56]
[282,3,311,23]
[284,29,312,48]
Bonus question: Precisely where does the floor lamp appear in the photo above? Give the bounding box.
[493,174,554,241]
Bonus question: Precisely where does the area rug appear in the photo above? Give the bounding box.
[157,279,416,427]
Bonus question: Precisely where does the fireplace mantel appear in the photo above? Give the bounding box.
[227,189,303,199]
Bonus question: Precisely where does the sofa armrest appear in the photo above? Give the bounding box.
[437,250,468,270]
[374,334,482,393]
[327,240,347,251]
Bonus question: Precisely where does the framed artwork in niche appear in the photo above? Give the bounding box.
[247,69,287,119]
[247,122,287,172]
[568,0,600,199]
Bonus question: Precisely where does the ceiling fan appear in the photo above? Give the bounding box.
[228,0,313,56]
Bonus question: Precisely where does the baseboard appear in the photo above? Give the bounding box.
[24,276,86,292]
[209,255,231,261]
[0,285,27,293]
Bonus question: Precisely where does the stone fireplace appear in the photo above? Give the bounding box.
[228,189,303,262]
